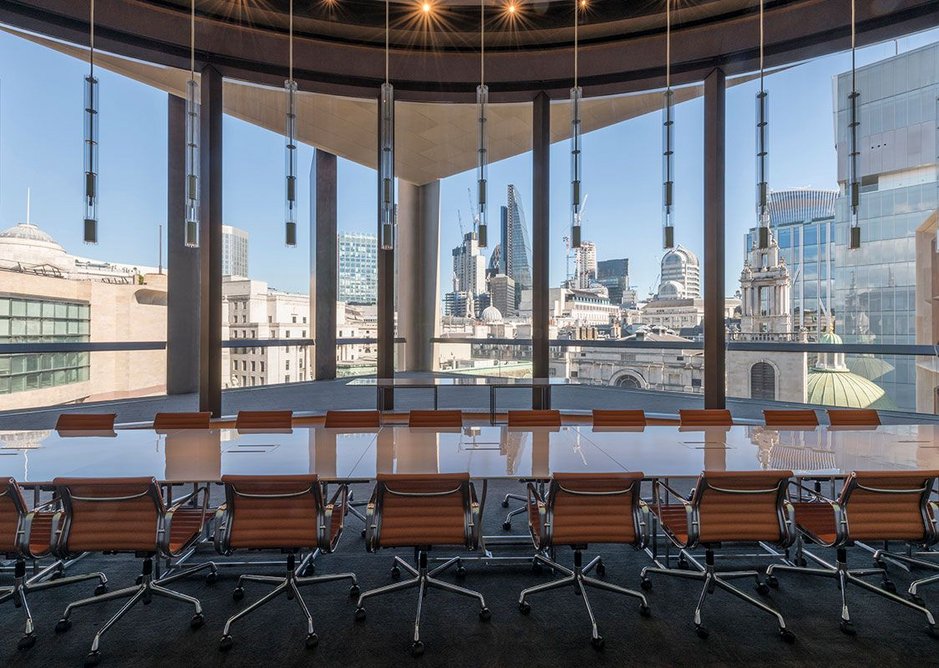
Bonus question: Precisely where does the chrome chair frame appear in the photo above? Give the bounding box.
[640,475,796,641]
[517,478,651,650]
[213,479,359,650]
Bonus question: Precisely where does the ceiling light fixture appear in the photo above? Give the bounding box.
[756,0,770,250]
[848,0,861,250]
[83,0,99,244]
[379,0,396,251]
[662,0,675,250]
[570,0,583,249]
[184,0,200,248]
[476,0,488,248]
[284,0,298,247]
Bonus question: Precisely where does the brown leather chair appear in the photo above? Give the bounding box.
[518,473,650,649]
[324,410,381,428]
[354,473,490,657]
[641,470,796,641]
[507,409,562,427]
[408,410,463,428]
[55,413,117,435]
[763,409,819,427]
[0,478,107,651]
[235,410,293,430]
[766,470,939,636]
[678,409,733,427]
[51,477,217,666]
[153,411,212,431]
[826,409,881,427]
[213,475,358,651]
[592,409,646,428]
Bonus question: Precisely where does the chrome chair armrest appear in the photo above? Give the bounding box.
[212,503,230,554]
[636,499,651,549]
[781,499,797,548]
[162,485,211,556]
[364,486,379,553]
[322,483,349,550]
[468,482,481,549]
[788,479,835,503]
[19,498,62,556]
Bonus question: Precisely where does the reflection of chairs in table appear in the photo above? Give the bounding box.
[767,470,939,636]
[355,473,490,657]
[502,411,562,530]
[518,473,650,649]
[591,409,646,428]
[641,470,796,641]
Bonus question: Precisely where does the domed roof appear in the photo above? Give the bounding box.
[480,305,503,323]
[656,280,685,299]
[662,245,699,267]
[817,329,843,345]
[806,369,896,410]
[0,223,63,248]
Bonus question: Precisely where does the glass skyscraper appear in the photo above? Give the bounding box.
[338,232,378,305]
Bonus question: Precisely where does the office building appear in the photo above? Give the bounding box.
[498,185,533,295]
[573,241,597,289]
[657,245,700,299]
[338,232,378,305]
[597,257,630,305]
[488,274,516,319]
[221,225,249,277]
[451,231,486,296]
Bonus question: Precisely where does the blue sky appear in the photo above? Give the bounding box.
[0,27,936,298]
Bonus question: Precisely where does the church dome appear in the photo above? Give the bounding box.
[0,223,61,246]
[0,222,69,268]
[480,305,503,323]
[806,369,896,410]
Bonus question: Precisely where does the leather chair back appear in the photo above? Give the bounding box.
[0,478,27,555]
[368,473,476,550]
[507,410,562,427]
[53,477,163,555]
[592,410,646,427]
[679,409,733,427]
[235,410,293,430]
[827,409,881,427]
[763,409,819,427]
[838,471,939,543]
[153,412,211,430]
[55,413,116,431]
[692,470,794,545]
[218,475,340,552]
[540,473,645,548]
[324,410,381,429]
[408,410,463,428]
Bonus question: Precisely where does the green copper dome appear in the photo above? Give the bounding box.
[806,369,896,410]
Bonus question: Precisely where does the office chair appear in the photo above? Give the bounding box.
[502,410,562,530]
[763,409,819,427]
[324,410,381,428]
[214,475,358,651]
[354,473,490,657]
[0,478,108,650]
[826,409,881,427]
[153,412,212,430]
[591,409,647,428]
[51,477,217,667]
[235,410,293,430]
[766,470,939,636]
[641,470,796,641]
[408,410,463,428]
[678,409,733,427]
[518,473,651,649]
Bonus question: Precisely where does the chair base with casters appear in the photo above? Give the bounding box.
[54,556,217,667]
[219,551,359,651]
[866,545,939,605]
[501,492,527,531]
[766,546,937,636]
[354,549,491,657]
[0,556,108,651]
[519,549,649,650]
[641,548,795,642]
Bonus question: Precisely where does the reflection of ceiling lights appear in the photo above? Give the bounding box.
[421,2,432,14]
[505,2,517,15]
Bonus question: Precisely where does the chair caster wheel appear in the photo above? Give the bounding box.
[205,571,218,585]
[306,633,319,648]
[17,633,36,651]
[232,587,245,601]
[190,613,205,629]
[349,584,360,598]
[779,628,796,643]
[355,607,366,622]
[839,620,856,636]
[84,650,101,667]
[390,566,401,580]
[501,500,510,508]
[767,576,779,589]
[410,641,425,657]
[219,635,233,652]
[479,607,492,622]
[456,566,467,579]
[695,625,709,639]
[596,561,606,577]
[640,578,652,591]
[502,521,512,531]
[94,583,108,596]
[518,601,531,615]
[882,580,897,593]
[591,635,605,650]
[55,618,72,634]
[756,582,770,595]
[639,604,651,618]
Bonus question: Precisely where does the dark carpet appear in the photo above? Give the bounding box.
[0,481,935,667]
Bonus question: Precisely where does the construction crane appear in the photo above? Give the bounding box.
[466,187,479,233]
[456,209,465,238]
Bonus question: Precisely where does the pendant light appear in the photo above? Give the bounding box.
[379,0,396,251]
[755,0,770,249]
[848,0,861,249]
[662,0,674,250]
[476,0,488,248]
[570,0,583,249]
[184,0,200,247]
[284,0,298,247]
[83,0,99,244]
